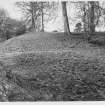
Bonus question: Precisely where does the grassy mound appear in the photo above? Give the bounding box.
[0,32,105,101]
[0,32,89,54]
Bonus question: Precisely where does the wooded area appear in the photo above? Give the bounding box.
[0,1,105,41]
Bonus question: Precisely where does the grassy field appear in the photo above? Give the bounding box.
[0,32,105,101]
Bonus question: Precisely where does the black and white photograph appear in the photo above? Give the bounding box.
[0,0,105,102]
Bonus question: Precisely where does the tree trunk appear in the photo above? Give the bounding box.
[32,11,35,30]
[31,2,36,30]
[89,1,95,34]
[61,1,70,35]
[83,3,86,32]
[41,2,44,32]
[83,2,90,39]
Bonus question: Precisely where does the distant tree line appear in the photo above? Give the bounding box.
[0,1,105,41]
[0,8,26,41]
[62,1,105,40]
[15,1,58,32]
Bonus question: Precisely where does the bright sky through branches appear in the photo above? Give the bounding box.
[0,0,104,32]
[0,0,78,31]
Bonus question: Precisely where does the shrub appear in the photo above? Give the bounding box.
[15,25,26,36]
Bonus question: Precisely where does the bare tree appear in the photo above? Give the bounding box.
[16,2,42,31]
[16,1,58,32]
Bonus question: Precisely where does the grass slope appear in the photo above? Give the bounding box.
[4,51,105,101]
[0,32,89,54]
[0,32,105,101]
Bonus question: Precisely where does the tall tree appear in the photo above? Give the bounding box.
[82,2,88,33]
[89,1,95,34]
[16,1,58,32]
[16,2,42,31]
[72,1,99,38]
[41,2,44,32]
[30,2,36,29]
[61,1,70,35]
[0,9,9,40]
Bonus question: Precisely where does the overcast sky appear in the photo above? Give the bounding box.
[0,0,22,20]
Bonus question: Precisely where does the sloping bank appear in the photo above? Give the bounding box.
[0,51,105,101]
